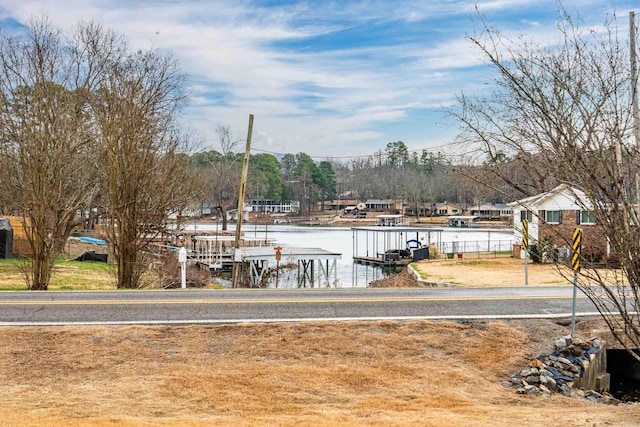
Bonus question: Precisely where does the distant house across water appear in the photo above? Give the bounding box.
[434,202,461,216]
[467,203,513,220]
[248,197,300,214]
[365,199,403,212]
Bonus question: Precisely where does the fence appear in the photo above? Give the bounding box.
[436,239,514,256]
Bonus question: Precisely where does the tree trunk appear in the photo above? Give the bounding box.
[217,206,228,231]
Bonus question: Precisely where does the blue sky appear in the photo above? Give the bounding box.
[0,0,637,159]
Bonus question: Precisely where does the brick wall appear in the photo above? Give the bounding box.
[538,210,608,259]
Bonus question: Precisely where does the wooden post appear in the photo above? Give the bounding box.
[231,114,254,288]
[274,246,282,288]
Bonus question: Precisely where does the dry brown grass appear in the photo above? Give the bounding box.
[0,320,638,426]
[413,256,569,287]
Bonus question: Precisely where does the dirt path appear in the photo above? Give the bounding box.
[0,320,637,426]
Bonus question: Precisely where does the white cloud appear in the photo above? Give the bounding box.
[0,0,628,157]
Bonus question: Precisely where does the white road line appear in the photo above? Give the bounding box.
[0,294,583,305]
[0,312,621,327]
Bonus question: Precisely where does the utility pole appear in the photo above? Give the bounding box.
[231,114,254,288]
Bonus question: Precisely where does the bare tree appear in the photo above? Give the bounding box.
[453,6,640,357]
[0,18,104,289]
[89,32,193,289]
[199,125,242,230]
[402,168,433,222]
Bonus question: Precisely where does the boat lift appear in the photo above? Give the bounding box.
[352,226,443,267]
[239,246,341,288]
[447,215,479,227]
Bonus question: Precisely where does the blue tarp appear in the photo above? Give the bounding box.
[79,237,107,245]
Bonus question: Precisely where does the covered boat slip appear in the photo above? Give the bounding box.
[193,235,274,270]
[192,235,341,288]
[352,226,443,267]
[240,246,341,288]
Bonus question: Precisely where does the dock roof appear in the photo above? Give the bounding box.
[351,226,443,233]
[241,246,341,261]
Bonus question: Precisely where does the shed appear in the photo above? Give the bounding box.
[0,218,12,258]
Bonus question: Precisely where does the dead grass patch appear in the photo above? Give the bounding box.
[413,257,568,287]
[0,320,638,426]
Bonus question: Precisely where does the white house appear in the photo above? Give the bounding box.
[509,184,591,243]
[508,184,608,259]
[468,203,513,219]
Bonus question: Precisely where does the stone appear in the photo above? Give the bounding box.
[602,392,620,406]
[570,346,583,356]
[558,356,573,366]
[526,386,540,395]
[530,359,546,370]
[505,334,612,403]
[525,375,540,385]
[546,376,557,390]
[546,366,561,377]
[559,370,576,380]
[585,391,603,403]
[558,383,571,396]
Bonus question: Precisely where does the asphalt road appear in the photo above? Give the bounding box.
[0,286,604,326]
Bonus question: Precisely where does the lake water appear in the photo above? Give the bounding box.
[184,223,515,288]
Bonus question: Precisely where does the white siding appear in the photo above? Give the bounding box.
[512,207,540,244]
[537,189,583,211]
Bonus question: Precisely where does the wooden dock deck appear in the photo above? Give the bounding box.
[352,255,413,268]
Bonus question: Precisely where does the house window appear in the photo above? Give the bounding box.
[580,211,596,225]
[520,210,533,222]
[545,210,562,224]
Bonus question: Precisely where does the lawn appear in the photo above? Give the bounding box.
[0,258,115,290]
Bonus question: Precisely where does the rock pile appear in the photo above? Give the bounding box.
[502,335,619,404]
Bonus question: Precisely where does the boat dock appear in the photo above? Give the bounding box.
[352,226,443,267]
[193,235,274,271]
[240,246,341,288]
[191,234,341,288]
